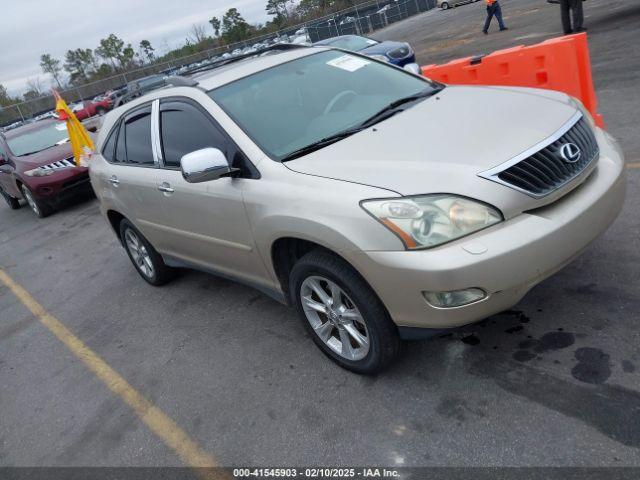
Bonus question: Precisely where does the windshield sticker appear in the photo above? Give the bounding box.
[327,55,370,72]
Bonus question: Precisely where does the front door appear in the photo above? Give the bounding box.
[153,99,265,285]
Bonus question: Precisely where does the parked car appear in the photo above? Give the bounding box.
[438,0,481,10]
[89,46,626,373]
[126,75,167,98]
[0,119,93,217]
[314,35,420,73]
[70,97,114,121]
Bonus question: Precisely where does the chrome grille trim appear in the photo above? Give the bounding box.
[478,111,599,198]
[36,157,76,172]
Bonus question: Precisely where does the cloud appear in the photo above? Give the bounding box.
[0,0,270,96]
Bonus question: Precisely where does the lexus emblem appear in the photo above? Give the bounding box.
[560,143,581,163]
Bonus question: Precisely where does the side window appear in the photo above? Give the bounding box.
[101,123,118,162]
[123,111,154,165]
[160,102,227,168]
[115,120,127,163]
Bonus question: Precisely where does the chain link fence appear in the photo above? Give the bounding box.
[1,0,436,129]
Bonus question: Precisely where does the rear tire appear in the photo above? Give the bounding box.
[0,187,21,210]
[119,219,176,286]
[20,184,52,218]
[442,2,450,9]
[289,249,400,374]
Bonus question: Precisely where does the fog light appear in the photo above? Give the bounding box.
[422,288,486,308]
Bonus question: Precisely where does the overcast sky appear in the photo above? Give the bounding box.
[1,0,270,96]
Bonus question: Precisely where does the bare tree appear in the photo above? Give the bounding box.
[188,24,208,45]
[26,77,44,97]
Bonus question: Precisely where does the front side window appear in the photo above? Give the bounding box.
[159,102,227,168]
[209,50,437,161]
[6,122,69,157]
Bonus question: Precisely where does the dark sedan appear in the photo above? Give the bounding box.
[313,35,420,73]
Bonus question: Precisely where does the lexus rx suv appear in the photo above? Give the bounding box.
[90,45,626,373]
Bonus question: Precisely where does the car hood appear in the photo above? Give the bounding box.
[360,41,406,56]
[284,85,581,218]
[16,142,75,169]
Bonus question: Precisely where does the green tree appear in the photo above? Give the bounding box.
[266,0,293,25]
[221,8,252,43]
[96,33,125,69]
[120,44,136,68]
[209,17,221,38]
[39,53,63,89]
[139,40,155,63]
[64,48,96,84]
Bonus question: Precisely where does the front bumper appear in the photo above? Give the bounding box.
[350,129,626,329]
[26,167,93,205]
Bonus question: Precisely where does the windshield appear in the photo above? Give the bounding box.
[322,36,378,51]
[6,123,69,157]
[209,50,436,160]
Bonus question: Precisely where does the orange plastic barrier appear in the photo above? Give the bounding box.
[421,33,604,128]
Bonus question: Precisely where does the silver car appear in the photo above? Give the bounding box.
[89,46,626,373]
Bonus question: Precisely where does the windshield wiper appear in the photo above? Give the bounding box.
[357,86,443,130]
[18,147,50,157]
[281,126,366,162]
[281,86,444,162]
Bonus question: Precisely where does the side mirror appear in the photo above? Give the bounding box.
[180,147,237,183]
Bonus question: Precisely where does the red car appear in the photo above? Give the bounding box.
[71,97,113,121]
[0,119,93,218]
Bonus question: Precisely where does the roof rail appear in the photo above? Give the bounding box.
[182,43,310,77]
[164,76,199,87]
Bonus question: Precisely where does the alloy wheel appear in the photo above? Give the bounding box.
[300,276,370,361]
[21,185,40,216]
[124,228,155,279]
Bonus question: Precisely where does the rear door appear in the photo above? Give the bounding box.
[0,141,19,197]
[100,104,166,245]
[153,98,265,283]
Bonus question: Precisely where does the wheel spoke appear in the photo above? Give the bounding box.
[329,282,342,308]
[314,321,334,342]
[340,308,363,322]
[308,278,330,305]
[338,328,355,360]
[302,295,327,314]
[344,323,369,348]
[142,254,154,275]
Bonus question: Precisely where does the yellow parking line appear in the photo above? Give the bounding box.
[0,268,218,471]
[627,162,640,169]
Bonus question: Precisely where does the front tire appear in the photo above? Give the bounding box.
[0,187,21,210]
[441,2,450,10]
[119,219,176,286]
[289,250,400,374]
[20,184,52,218]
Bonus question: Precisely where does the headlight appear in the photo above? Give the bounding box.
[368,54,389,63]
[570,97,595,127]
[24,168,56,177]
[361,195,503,249]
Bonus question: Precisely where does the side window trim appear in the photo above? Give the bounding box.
[102,102,156,168]
[150,99,162,166]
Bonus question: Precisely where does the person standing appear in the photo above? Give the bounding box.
[559,0,585,34]
[483,0,508,34]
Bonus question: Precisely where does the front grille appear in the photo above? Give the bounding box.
[481,116,599,197]
[37,157,76,172]
[388,46,410,59]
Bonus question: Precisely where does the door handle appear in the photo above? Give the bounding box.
[157,182,174,193]
[109,175,120,186]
